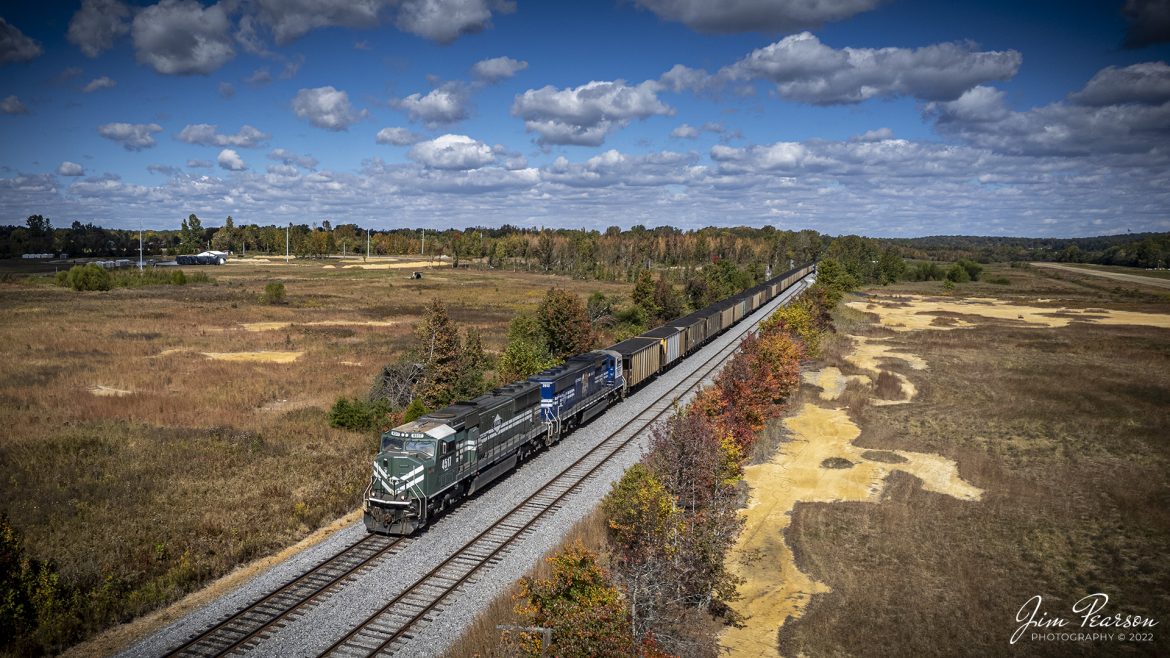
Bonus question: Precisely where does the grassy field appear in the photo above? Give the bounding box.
[779,265,1170,656]
[0,257,629,654]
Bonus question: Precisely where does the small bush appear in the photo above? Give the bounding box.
[264,281,286,305]
[328,397,391,432]
[403,398,429,423]
[56,264,111,291]
[988,276,1011,285]
[957,259,983,281]
[945,263,971,283]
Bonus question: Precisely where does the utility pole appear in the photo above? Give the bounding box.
[285,223,290,263]
[420,229,425,256]
[366,228,370,262]
[138,219,144,271]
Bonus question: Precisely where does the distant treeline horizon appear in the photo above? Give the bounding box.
[2,213,1168,272]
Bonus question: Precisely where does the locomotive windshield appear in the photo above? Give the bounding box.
[379,434,436,459]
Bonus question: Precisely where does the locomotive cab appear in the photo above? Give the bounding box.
[364,418,453,535]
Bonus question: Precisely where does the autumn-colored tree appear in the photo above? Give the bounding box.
[751,329,804,404]
[604,464,680,564]
[712,337,768,449]
[760,300,820,356]
[515,543,634,658]
[537,287,594,360]
[414,299,462,407]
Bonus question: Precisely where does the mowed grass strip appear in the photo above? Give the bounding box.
[780,269,1170,657]
[0,260,629,652]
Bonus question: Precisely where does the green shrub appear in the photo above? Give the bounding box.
[988,276,1011,285]
[957,259,983,281]
[945,263,971,283]
[56,264,111,291]
[264,281,286,305]
[328,397,391,432]
[403,398,429,423]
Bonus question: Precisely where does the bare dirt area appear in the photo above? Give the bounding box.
[0,259,628,656]
[767,266,1170,657]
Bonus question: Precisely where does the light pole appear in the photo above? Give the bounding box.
[366,228,370,261]
[285,223,290,263]
[138,219,144,272]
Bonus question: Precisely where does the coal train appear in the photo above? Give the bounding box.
[363,262,816,535]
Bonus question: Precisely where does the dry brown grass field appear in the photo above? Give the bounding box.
[779,265,1170,656]
[0,257,629,652]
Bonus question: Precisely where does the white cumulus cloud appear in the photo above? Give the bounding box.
[253,0,391,45]
[376,127,426,145]
[217,148,247,171]
[408,134,495,170]
[1069,61,1170,106]
[268,148,318,169]
[0,18,42,65]
[671,123,700,139]
[472,56,528,82]
[1,95,29,115]
[292,86,365,131]
[396,0,494,43]
[68,0,131,58]
[394,83,471,126]
[512,80,673,146]
[635,0,883,34]
[98,122,163,150]
[722,32,1022,104]
[176,124,270,148]
[132,0,235,75]
[57,162,86,176]
[82,76,117,93]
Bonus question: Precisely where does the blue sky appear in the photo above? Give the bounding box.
[1,0,1168,236]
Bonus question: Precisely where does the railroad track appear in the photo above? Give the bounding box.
[163,533,409,657]
[319,278,810,658]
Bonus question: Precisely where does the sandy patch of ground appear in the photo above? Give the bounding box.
[800,366,870,401]
[322,264,336,269]
[62,510,363,658]
[201,350,303,363]
[340,360,363,366]
[845,335,928,373]
[722,403,982,657]
[240,319,401,332]
[341,262,440,270]
[241,322,292,331]
[90,385,132,397]
[151,348,186,358]
[847,295,1170,331]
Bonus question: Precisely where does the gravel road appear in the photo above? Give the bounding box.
[1032,262,1170,290]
